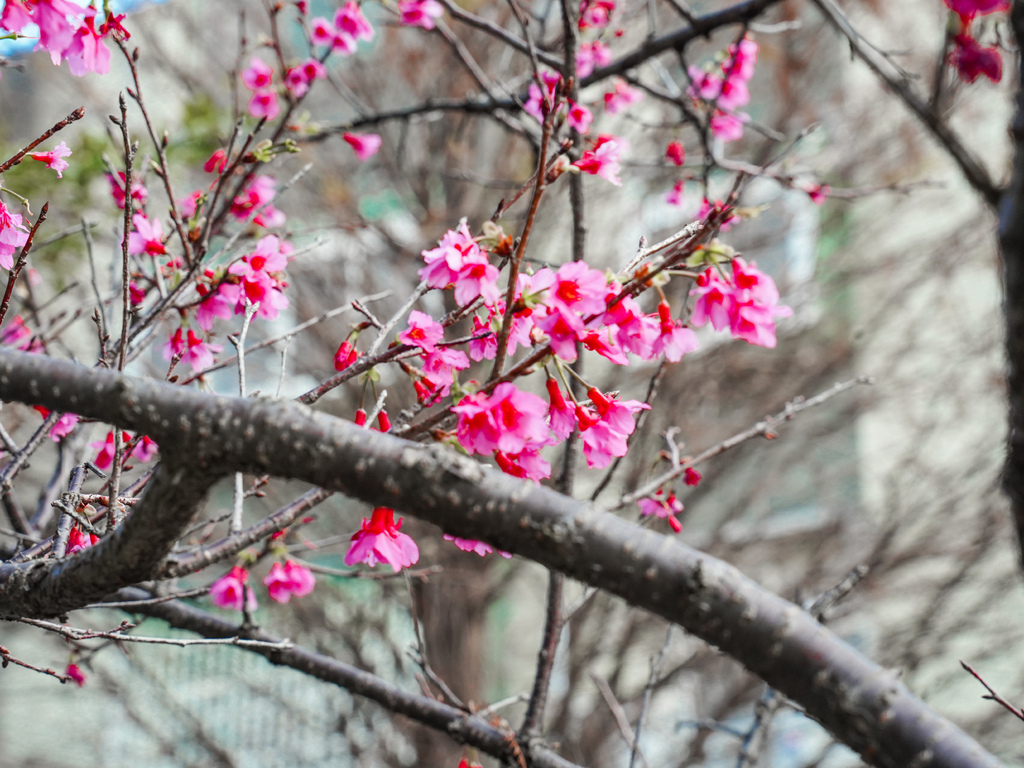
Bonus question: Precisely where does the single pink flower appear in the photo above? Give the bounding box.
[248,88,281,120]
[196,283,236,330]
[567,101,593,134]
[444,533,512,558]
[342,132,382,161]
[128,214,167,257]
[230,175,286,228]
[334,1,374,44]
[577,40,612,78]
[665,180,685,207]
[603,79,643,114]
[578,0,614,29]
[33,0,81,63]
[29,141,72,178]
[684,467,702,486]
[0,0,33,32]
[468,314,497,361]
[398,309,444,352]
[65,13,111,76]
[345,507,420,572]
[452,251,501,306]
[523,70,562,121]
[421,347,470,397]
[419,222,482,289]
[652,301,699,362]
[106,171,148,209]
[666,141,685,166]
[546,377,577,440]
[65,663,87,687]
[534,305,587,362]
[34,406,79,441]
[242,57,274,90]
[573,134,626,185]
[130,435,158,463]
[397,0,444,30]
[709,110,747,143]
[90,430,123,470]
[210,566,251,610]
[310,16,336,46]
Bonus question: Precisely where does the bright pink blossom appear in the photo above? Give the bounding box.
[444,534,512,558]
[66,525,99,555]
[33,405,78,441]
[334,339,359,371]
[284,58,327,98]
[666,141,685,166]
[163,327,223,372]
[33,0,81,63]
[638,490,684,533]
[421,347,470,398]
[263,560,316,603]
[567,101,593,134]
[684,467,702,486]
[65,13,111,76]
[523,70,562,121]
[130,435,158,463]
[65,663,87,687]
[709,111,747,143]
[210,566,252,611]
[230,175,286,228]
[397,0,444,29]
[398,309,444,352]
[0,315,33,350]
[242,57,274,90]
[248,88,281,120]
[536,261,608,316]
[343,132,382,161]
[495,446,552,482]
[0,201,29,270]
[943,0,1009,20]
[106,171,148,209]
[335,1,374,45]
[690,258,791,348]
[345,507,420,572]
[577,40,612,78]
[453,251,501,306]
[0,0,32,33]
[90,430,124,470]
[573,134,625,185]
[579,0,614,29]
[546,378,577,440]
[310,16,336,46]
[452,382,550,456]
[29,141,71,178]
[652,301,699,362]
[603,79,643,114]
[128,214,167,257]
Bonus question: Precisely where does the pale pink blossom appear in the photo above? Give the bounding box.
[65,13,111,76]
[421,346,470,397]
[310,16,336,46]
[0,0,32,33]
[128,214,167,257]
[106,171,148,209]
[709,110,747,143]
[342,132,382,161]
[264,560,316,603]
[248,89,281,120]
[419,222,482,289]
[163,327,223,372]
[572,134,625,185]
[33,0,81,63]
[345,507,420,572]
[523,71,562,121]
[242,57,274,90]
[334,1,374,44]
[29,141,72,178]
[0,201,29,270]
[603,79,643,114]
[577,40,612,78]
[567,101,593,134]
[443,534,512,558]
[130,435,158,463]
[665,180,685,207]
[652,301,699,362]
[397,0,444,30]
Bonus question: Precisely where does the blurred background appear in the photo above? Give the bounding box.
[0,0,1020,766]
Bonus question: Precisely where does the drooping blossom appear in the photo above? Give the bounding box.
[684,467,702,486]
[665,180,685,207]
[127,214,167,257]
[65,12,110,76]
[33,405,79,441]
[397,0,444,29]
[263,560,316,603]
[950,33,1002,83]
[666,141,685,166]
[66,525,99,555]
[421,347,470,397]
[210,566,254,611]
[162,327,223,372]
[546,377,577,440]
[572,134,626,185]
[444,534,512,558]
[343,132,382,161]
[33,0,81,63]
[690,258,791,348]
[106,171,148,209]
[638,489,684,533]
[29,141,72,178]
[0,0,33,33]
[579,0,614,29]
[65,663,87,687]
[495,445,552,482]
[523,70,562,121]
[398,310,444,352]
[334,339,359,371]
[0,201,29,270]
[452,382,550,456]
[603,79,643,114]
[345,506,420,572]
[577,388,649,468]
[652,301,699,362]
[577,40,612,78]
[130,435,158,463]
[90,430,123,470]
[567,101,593,134]
[689,34,758,142]
[196,283,235,330]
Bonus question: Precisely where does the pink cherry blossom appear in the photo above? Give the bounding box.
[0,201,29,270]
[709,111,747,143]
[523,71,562,121]
[263,560,316,603]
[334,339,359,371]
[534,305,587,361]
[573,134,626,186]
[398,310,444,352]
[65,13,111,76]
[210,566,252,610]
[582,328,630,365]
[228,235,289,303]
[943,0,1009,20]
[665,180,685,207]
[577,40,612,78]
[242,57,274,90]
[452,382,550,456]
[345,507,420,572]
[638,489,684,533]
[248,88,281,120]
[397,0,444,30]
[90,430,124,470]
[33,0,81,63]
[65,663,87,687]
[0,315,34,350]
[443,534,512,558]
[29,141,72,178]
[310,16,337,46]
[652,301,699,362]
[230,175,286,228]
[342,132,382,161]
[452,251,501,306]
[546,377,577,440]
[495,445,552,482]
[468,315,497,361]
[603,79,643,114]
[128,214,167,257]
[537,261,608,316]
[689,267,735,331]
[0,0,32,33]
[335,1,374,45]
[567,101,593,134]
[34,406,79,442]
[666,141,685,166]
[421,346,470,397]
[106,171,148,209]
[285,58,327,98]
[420,222,482,288]
[163,327,223,372]
[66,525,99,555]
[684,467,702,486]
[130,435,158,463]
[579,0,614,29]
[951,33,1002,83]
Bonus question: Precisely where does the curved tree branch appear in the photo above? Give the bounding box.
[0,349,1001,768]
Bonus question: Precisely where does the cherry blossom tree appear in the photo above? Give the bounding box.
[0,0,1019,766]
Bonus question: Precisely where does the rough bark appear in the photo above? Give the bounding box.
[0,349,1002,768]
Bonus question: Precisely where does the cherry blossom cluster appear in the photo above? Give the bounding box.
[943,0,1007,83]
[688,33,758,144]
[209,560,316,610]
[0,0,128,77]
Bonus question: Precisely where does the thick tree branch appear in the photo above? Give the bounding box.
[0,350,1002,768]
[1000,1,1024,571]
[111,587,579,768]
